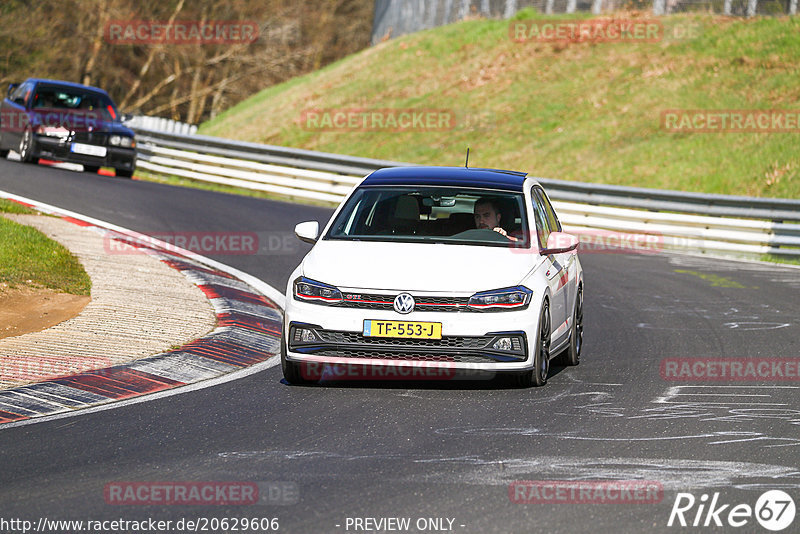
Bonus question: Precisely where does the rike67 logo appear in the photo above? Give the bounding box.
[668,490,795,531]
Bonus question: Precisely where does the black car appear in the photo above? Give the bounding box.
[0,78,136,177]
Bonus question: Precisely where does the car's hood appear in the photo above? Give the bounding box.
[28,110,133,135]
[301,240,541,293]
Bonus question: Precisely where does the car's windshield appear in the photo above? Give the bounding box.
[31,85,119,121]
[325,186,530,248]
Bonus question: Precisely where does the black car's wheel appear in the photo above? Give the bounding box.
[83,165,100,174]
[0,133,9,158]
[513,301,550,387]
[281,334,313,385]
[18,127,37,163]
[561,285,583,366]
[116,168,134,178]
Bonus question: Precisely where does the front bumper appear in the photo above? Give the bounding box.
[284,296,539,372]
[34,135,136,170]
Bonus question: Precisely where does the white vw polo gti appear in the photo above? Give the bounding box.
[282,166,584,387]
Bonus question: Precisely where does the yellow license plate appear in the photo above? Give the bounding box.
[363,320,442,339]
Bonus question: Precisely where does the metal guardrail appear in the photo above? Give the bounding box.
[134,128,406,177]
[130,126,800,259]
[125,115,198,136]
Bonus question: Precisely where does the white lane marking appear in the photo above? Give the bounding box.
[655,385,800,405]
[215,451,800,491]
[724,322,791,330]
[637,322,791,330]
[0,189,286,430]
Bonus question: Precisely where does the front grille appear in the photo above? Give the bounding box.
[317,330,488,348]
[339,293,472,312]
[72,132,107,145]
[290,327,527,363]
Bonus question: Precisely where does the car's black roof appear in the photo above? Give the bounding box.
[23,78,111,96]
[361,166,528,192]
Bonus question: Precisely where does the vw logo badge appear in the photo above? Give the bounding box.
[393,293,415,314]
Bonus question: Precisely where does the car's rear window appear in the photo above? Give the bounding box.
[325,186,530,248]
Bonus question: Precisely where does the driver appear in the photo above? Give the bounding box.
[473,197,518,241]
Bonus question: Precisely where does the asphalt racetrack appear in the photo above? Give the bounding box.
[1,159,798,533]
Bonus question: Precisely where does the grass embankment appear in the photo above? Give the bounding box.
[0,199,91,295]
[200,10,799,199]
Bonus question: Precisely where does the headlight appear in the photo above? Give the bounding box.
[293,276,343,304]
[468,286,532,311]
[109,135,135,148]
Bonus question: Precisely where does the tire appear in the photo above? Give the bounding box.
[0,130,9,158]
[116,168,134,178]
[83,165,100,174]
[561,285,583,366]
[281,334,313,385]
[18,127,37,163]
[512,301,550,387]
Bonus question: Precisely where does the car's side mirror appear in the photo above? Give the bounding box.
[295,221,320,244]
[541,231,579,255]
[7,83,18,98]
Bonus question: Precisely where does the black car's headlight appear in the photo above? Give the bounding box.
[293,276,343,304]
[468,286,532,311]
[109,135,135,148]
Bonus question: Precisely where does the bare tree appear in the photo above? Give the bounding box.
[0,0,374,124]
